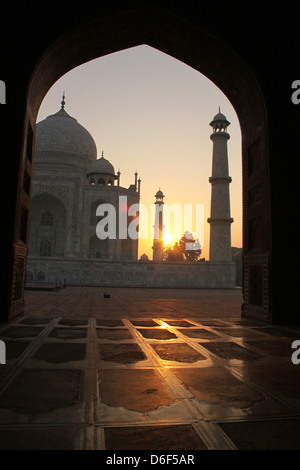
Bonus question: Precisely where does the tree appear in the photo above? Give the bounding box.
[179,232,202,262]
[163,242,184,262]
[163,232,202,262]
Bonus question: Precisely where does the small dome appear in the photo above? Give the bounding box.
[155,189,164,198]
[35,106,97,167]
[210,108,230,128]
[88,154,115,176]
[213,111,227,121]
[139,253,149,261]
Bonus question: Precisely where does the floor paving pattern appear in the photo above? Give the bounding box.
[0,287,300,450]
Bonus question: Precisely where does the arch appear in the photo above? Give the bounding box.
[39,238,52,256]
[37,271,46,282]
[41,211,53,226]
[13,6,272,322]
[97,178,105,185]
[28,8,267,135]
[29,193,67,257]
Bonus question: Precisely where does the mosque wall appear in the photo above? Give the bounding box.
[25,258,236,289]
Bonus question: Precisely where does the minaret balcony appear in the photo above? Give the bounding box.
[210,131,230,141]
[207,217,234,224]
[209,176,232,184]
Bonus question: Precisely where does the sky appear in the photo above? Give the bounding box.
[36,45,242,260]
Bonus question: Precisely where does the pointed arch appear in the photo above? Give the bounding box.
[7,5,273,322]
[29,193,67,257]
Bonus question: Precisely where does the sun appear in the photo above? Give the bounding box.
[163,232,173,246]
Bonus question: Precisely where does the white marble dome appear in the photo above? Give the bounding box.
[88,155,115,176]
[35,107,97,167]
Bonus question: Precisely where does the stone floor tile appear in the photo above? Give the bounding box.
[219,419,300,450]
[98,369,175,412]
[0,287,299,449]
[104,424,207,450]
[0,427,82,450]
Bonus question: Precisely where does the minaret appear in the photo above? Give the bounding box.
[61,91,66,109]
[208,109,234,262]
[152,189,165,262]
[134,171,138,190]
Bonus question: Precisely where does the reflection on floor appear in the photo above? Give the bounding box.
[0,287,300,450]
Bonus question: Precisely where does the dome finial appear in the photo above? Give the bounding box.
[61,91,66,109]
[219,106,221,113]
[101,150,104,158]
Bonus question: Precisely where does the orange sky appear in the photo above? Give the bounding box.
[37,45,242,260]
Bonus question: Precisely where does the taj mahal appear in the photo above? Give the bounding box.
[26,95,236,289]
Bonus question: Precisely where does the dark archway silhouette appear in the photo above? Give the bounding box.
[2,6,277,323]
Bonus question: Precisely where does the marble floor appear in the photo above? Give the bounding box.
[0,286,300,450]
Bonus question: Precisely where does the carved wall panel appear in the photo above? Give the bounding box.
[10,244,27,320]
[243,254,270,321]
[248,183,262,208]
[247,140,261,177]
[248,216,263,251]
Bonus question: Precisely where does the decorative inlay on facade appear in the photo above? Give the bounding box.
[35,155,85,167]
[32,184,70,201]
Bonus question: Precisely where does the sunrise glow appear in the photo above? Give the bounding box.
[163,232,173,246]
[37,45,242,261]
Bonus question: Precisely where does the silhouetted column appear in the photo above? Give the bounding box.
[208,109,233,262]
